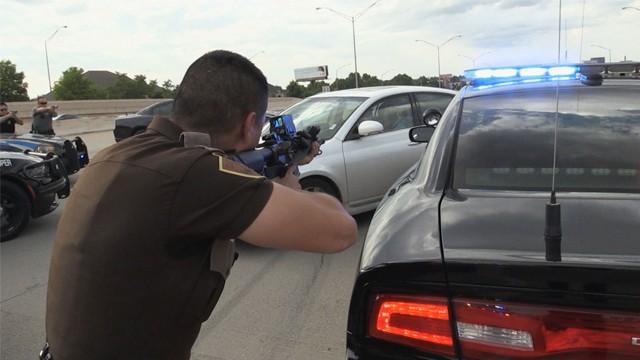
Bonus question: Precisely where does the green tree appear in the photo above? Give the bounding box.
[414,76,439,87]
[106,73,151,99]
[52,67,99,100]
[161,79,177,98]
[360,73,383,87]
[285,81,306,98]
[0,60,29,101]
[331,72,359,91]
[386,74,414,86]
[304,80,330,97]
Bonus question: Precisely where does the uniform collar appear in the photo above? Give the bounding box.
[147,117,183,141]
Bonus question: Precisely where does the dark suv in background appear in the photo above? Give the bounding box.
[347,63,640,360]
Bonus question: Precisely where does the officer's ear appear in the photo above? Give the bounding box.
[239,111,260,142]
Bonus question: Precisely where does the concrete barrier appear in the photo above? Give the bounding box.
[6,97,302,120]
[7,97,303,136]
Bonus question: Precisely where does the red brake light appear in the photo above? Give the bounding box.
[368,294,640,359]
[369,294,455,356]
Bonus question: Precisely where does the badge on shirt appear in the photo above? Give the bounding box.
[216,155,264,179]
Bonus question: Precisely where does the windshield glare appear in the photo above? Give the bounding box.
[281,96,366,140]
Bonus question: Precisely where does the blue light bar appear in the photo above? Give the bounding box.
[493,68,518,77]
[519,67,547,77]
[465,64,581,86]
[548,66,578,76]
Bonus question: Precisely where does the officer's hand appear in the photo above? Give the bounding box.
[299,141,321,166]
[273,165,301,190]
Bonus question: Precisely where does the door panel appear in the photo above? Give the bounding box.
[343,94,425,206]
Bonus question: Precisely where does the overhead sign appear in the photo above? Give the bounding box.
[294,65,329,81]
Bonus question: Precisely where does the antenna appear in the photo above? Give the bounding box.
[545,0,563,262]
[579,0,586,62]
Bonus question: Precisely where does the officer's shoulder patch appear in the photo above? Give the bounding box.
[215,154,264,179]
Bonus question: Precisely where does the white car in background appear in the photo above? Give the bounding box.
[281,86,456,215]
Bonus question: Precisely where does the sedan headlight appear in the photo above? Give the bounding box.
[24,163,50,179]
[35,144,57,154]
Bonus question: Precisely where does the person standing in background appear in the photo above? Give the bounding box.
[32,96,57,135]
[0,102,24,133]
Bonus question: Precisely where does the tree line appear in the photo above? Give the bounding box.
[2,59,462,102]
[0,60,177,101]
[52,67,178,100]
[286,72,463,98]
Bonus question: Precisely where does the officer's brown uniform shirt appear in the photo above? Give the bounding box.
[46,117,273,360]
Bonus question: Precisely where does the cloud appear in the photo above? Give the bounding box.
[5,0,640,97]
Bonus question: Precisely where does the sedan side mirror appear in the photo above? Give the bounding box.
[422,108,442,127]
[358,120,384,137]
[409,125,435,143]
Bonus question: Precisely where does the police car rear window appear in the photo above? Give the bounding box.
[453,86,640,193]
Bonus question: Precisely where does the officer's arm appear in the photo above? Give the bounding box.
[238,182,358,253]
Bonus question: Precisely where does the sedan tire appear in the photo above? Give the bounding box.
[300,177,340,200]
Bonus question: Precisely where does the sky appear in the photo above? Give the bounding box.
[3,0,640,98]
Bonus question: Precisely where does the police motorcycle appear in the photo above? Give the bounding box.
[0,148,70,241]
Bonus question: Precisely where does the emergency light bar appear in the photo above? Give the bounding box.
[464,62,640,86]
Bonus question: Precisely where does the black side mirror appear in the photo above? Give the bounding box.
[409,125,435,143]
[422,108,442,127]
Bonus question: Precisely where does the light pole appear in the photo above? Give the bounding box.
[316,1,381,88]
[45,25,67,93]
[381,69,395,80]
[458,51,492,67]
[622,6,640,11]
[591,44,612,62]
[415,35,462,86]
[335,63,351,80]
[248,50,265,60]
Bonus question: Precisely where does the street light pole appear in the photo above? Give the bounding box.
[622,6,640,11]
[458,51,492,67]
[45,25,67,93]
[351,17,358,88]
[335,63,351,80]
[316,1,381,88]
[248,50,265,60]
[591,44,612,62]
[415,35,462,87]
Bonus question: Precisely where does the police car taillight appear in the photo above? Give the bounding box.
[369,294,640,359]
[369,294,455,356]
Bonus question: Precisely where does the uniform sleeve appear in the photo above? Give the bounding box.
[171,153,273,242]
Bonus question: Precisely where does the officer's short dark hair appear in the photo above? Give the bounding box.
[173,50,268,134]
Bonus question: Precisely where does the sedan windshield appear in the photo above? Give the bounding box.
[281,96,366,140]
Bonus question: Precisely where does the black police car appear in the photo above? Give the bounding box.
[346,62,640,360]
[0,133,89,174]
[1,150,70,241]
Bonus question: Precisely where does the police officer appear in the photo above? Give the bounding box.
[43,50,358,360]
[0,102,24,133]
[32,96,58,135]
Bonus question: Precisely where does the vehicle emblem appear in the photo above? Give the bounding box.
[632,337,640,346]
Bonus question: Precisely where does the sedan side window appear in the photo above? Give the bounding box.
[415,92,455,115]
[354,94,415,135]
[152,102,173,116]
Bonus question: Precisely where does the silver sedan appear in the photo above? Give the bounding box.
[281,86,456,214]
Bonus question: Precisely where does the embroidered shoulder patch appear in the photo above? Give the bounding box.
[216,155,264,179]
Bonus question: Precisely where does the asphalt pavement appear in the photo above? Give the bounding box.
[1,129,371,360]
